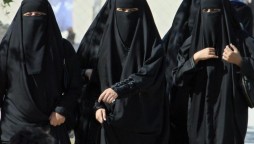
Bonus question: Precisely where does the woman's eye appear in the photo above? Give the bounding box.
[23,12,31,16]
[202,9,209,12]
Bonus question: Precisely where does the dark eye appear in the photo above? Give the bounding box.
[116,8,124,11]
[202,8,209,13]
[211,9,221,13]
[23,12,32,16]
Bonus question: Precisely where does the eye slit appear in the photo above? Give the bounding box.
[116,8,124,11]
[212,9,221,12]
[202,8,209,13]
[23,12,32,16]
[202,8,221,13]
[128,8,139,12]
[23,12,47,16]
[116,8,139,12]
[35,12,47,16]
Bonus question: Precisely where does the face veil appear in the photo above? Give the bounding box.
[21,0,48,74]
[115,0,140,47]
[190,0,234,57]
[201,0,223,48]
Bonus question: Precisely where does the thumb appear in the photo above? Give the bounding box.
[102,109,107,121]
[230,44,238,52]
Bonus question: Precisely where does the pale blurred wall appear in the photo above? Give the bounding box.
[0,0,181,42]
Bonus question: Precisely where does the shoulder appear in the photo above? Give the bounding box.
[62,38,76,55]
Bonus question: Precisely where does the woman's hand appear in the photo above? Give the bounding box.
[49,112,66,127]
[98,88,118,104]
[223,44,242,67]
[193,47,219,64]
[95,108,106,124]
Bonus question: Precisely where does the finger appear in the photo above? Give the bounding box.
[98,91,106,102]
[109,97,115,104]
[97,113,103,124]
[102,92,110,102]
[224,46,232,52]
[223,51,228,56]
[222,55,228,61]
[50,120,57,127]
[230,43,238,52]
[102,109,107,121]
[223,52,229,57]
[105,96,113,103]
[209,51,216,55]
[209,55,219,59]
[208,48,215,52]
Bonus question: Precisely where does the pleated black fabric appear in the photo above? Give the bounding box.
[0,0,81,143]
[162,0,199,143]
[77,0,169,144]
[173,0,254,143]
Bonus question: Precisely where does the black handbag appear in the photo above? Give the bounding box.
[241,75,254,108]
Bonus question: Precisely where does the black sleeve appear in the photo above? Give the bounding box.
[172,36,199,87]
[111,39,165,98]
[240,36,254,80]
[54,39,82,118]
[0,29,10,108]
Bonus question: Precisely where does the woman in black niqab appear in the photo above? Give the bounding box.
[173,0,254,143]
[0,0,81,143]
[77,0,169,144]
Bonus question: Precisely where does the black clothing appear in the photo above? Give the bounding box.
[77,0,169,144]
[230,1,253,34]
[162,0,199,143]
[173,0,253,144]
[0,0,81,143]
[74,2,109,144]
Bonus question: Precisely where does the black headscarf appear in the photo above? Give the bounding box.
[0,0,64,76]
[0,0,64,108]
[78,0,169,143]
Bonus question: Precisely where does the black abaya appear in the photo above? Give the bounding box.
[162,0,199,143]
[77,0,169,144]
[173,0,254,144]
[0,0,81,143]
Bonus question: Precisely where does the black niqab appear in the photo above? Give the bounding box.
[116,0,140,47]
[22,0,48,74]
[200,0,223,53]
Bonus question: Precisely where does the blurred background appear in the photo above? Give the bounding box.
[0,0,253,143]
[0,0,180,44]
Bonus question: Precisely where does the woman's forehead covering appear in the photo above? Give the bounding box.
[116,0,141,8]
[22,0,48,13]
[201,0,223,9]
